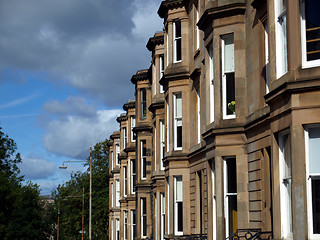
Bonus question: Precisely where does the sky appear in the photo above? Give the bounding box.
[0,0,163,195]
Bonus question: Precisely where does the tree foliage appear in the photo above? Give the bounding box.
[0,127,55,239]
[54,139,110,239]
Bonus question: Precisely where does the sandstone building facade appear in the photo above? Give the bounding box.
[109,0,320,239]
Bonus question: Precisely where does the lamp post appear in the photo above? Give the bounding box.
[59,147,93,240]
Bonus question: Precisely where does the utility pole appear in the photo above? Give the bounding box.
[89,147,92,240]
[82,187,84,240]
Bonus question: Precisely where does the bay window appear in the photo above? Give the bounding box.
[305,126,320,237]
[174,93,182,150]
[141,140,147,180]
[174,20,182,62]
[141,89,147,119]
[224,157,237,237]
[141,198,147,237]
[174,176,183,235]
[275,0,288,77]
[279,131,292,238]
[222,34,235,119]
[301,0,320,67]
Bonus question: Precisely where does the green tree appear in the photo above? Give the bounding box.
[54,139,110,239]
[0,127,55,239]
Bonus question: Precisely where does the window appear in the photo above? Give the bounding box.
[161,193,166,240]
[141,198,147,237]
[124,211,128,240]
[174,20,182,62]
[306,126,320,237]
[111,219,114,240]
[160,120,165,170]
[167,178,170,233]
[131,159,136,194]
[131,116,136,142]
[174,93,182,150]
[197,89,201,144]
[222,34,235,119]
[141,89,147,119]
[110,151,114,170]
[279,131,292,238]
[154,60,157,96]
[111,183,114,207]
[196,3,200,50]
[166,98,169,152]
[116,218,120,240]
[131,210,136,240]
[141,140,147,180]
[166,26,169,66]
[224,157,237,237]
[160,55,164,93]
[264,22,270,94]
[275,0,288,77]
[212,161,217,240]
[174,176,183,235]
[301,0,320,67]
[209,45,214,123]
[155,194,158,240]
[124,166,127,197]
[116,179,120,207]
[196,171,203,232]
[123,127,127,149]
[116,144,120,165]
[154,124,157,172]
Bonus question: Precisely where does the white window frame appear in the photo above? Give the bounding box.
[116,179,120,207]
[305,125,320,238]
[209,45,215,123]
[141,140,147,180]
[111,219,114,240]
[167,178,170,235]
[161,193,166,240]
[155,194,158,240]
[301,0,320,68]
[222,34,235,119]
[131,210,136,240]
[131,159,136,194]
[116,144,120,165]
[111,183,114,208]
[196,3,200,50]
[124,166,127,197]
[123,127,127,149]
[160,54,164,93]
[224,157,237,237]
[131,116,136,142]
[173,19,182,63]
[212,161,217,240]
[197,89,201,144]
[174,92,182,150]
[160,120,165,170]
[275,0,288,78]
[264,22,270,94]
[154,124,157,172]
[116,218,120,240]
[154,59,157,96]
[141,198,147,238]
[174,176,183,236]
[111,151,114,170]
[141,89,147,119]
[124,211,128,240]
[166,27,169,66]
[166,98,169,152]
[279,130,292,239]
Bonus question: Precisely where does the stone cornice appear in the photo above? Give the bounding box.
[130,69,149,85]
[149,100,165,113]
[198,3,246,31]
[116,113,127,123]
[123,100,135,111]
[158,0,186,18]
[146,32,164,51]
[133,125,153,133]
[110,132,120,140]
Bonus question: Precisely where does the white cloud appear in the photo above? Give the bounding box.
[19,156,56,180]
[43,109,122,159]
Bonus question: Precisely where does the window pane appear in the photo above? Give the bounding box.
[177,125,182,148]
[227,158,237,194]
[312,179,320,233]
[224,35,234,73]
[177,202,183,232]
[306,0,320,61]
[175,93,182,117]
[176,39,182,61]
[176,176,183,201]
[226,73,235,115]
[310,127,320,174]
[175,20,181,38]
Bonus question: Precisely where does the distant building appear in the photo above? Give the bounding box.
[109,0,320,239]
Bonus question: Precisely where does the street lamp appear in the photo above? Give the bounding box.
[59,147,93,240]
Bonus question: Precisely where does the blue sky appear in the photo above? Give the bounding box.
[0,0,163,195]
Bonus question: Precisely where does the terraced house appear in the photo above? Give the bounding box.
[109,0,320,239]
